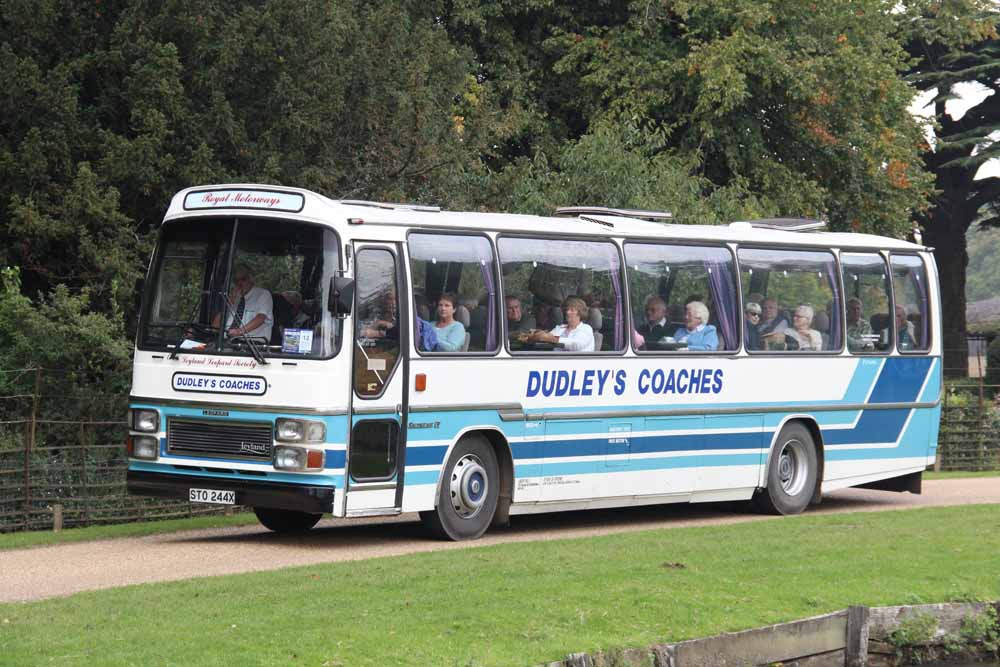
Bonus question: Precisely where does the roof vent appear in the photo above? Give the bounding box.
[340,199,441,213]
[556,206,673,222]
[733,218,827,232]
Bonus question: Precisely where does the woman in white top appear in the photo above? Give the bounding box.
[784,304,823,351]
[527,296,595,352]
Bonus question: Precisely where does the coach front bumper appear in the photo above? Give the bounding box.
[127,470,335,514]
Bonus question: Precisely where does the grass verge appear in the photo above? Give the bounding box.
[2,505,999,666]
[924,470,1000,480]
[0,512,258,551]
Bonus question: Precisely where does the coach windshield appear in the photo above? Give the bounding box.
[139,218,342,360]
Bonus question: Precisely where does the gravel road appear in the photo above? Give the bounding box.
[2,478,997,603]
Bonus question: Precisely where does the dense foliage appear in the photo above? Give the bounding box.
[967,225,1000,304]
[902,1,999,372]
[0,0,994,378]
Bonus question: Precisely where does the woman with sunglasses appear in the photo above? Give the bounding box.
[744,302,762,350]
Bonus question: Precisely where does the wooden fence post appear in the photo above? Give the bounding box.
[845,605,869,667]
[52,504,63,532]
[23,367,42,530]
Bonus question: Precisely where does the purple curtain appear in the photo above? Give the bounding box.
[824,264,842,348]
[706,260,737,350]
[608,246,623,350]
[908,270,930,347]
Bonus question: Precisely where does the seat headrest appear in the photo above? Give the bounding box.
[455,305,470,328]
[588,307,603,330]
[813,311,830,333]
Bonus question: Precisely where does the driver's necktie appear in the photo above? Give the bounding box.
[235,295,246,327]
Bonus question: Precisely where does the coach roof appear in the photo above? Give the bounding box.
[165,184,928,252]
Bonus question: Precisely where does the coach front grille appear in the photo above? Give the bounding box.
[167,418,273,461]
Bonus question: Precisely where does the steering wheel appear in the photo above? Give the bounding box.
[187,322,219,339]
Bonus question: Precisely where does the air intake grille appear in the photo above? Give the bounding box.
[167,418,273,461]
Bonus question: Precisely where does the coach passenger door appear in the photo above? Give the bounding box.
[346,243,408,515]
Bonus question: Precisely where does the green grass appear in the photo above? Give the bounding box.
[924,470,1000,480]
[2,505,1000,666]
[0,512,258,551]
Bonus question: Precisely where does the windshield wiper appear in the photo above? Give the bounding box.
[168,292,214,360]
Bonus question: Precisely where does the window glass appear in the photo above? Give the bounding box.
[625,243,738,352]
[141,219,341,359]
[408,233,498,354]
[890,255,931,352]
[350,420,398,481]
[841,253,892,353]
[738,248,842,352]
[498,237,623,353]
[354,249,400,398]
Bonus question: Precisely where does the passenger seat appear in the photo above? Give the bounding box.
[455,305,471,352]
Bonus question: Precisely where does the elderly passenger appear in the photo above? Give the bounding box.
[784,305,823,351]
[846,297,874,352]
[744,301,762,350]
[758,297,791,349]
[527,296,594,352]
[894,304,917,350]
[672,301,718,351]
[637,295,671,341]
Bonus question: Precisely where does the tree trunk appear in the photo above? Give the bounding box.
[924,210,969,378]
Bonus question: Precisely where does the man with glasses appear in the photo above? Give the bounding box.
[215,265,274,341]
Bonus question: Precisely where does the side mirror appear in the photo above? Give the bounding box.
[329,277,354,316]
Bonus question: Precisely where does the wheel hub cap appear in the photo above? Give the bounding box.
[450,454,488,519]
[778,439,807,496]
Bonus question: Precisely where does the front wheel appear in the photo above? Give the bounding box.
[753,422,817,515]
[420,435,499,541]
[253,507,322,533]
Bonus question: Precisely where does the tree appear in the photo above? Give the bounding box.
[903,3,1000,376]
[450,1,935,233]
[0,1,504,354]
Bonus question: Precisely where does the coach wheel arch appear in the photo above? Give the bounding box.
[421,429,513,539]
[477,429,514,527]
[755,419,823,515]
[800,419,824,505]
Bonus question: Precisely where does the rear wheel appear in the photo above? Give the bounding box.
[420,435,499,541]
[753,422,817,515]
[253,507,322,533]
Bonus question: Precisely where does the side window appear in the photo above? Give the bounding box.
[408,233,498,354]
[739,248,842,353]
[499,237,624,353]
[625,243,738,352]
[890,254,931,352]
[353,249,400,397]
[841,253,892,353]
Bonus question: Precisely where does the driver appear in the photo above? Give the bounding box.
[213,265,273,340]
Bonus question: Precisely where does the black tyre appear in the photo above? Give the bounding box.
[753,422,818,515]
[253,507,322,533]
[420,435,499,541]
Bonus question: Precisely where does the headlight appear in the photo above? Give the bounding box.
[131,435,159,460]
[275,418,325,443]
[131,409,159,433]
[273,445,324,471]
